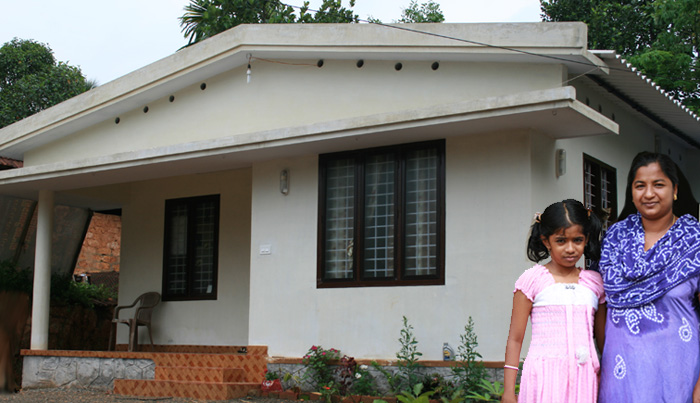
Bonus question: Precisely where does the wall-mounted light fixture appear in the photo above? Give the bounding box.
[280,169,290,195]
[246,53,252,84]
[556,149,566,177]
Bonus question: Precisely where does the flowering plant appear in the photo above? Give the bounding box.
[301,345,341,389]
[352,364,377,396]
[261,369,283,392]
[337,355,357,395]
[320,382,339,403]
[264,369,280,380]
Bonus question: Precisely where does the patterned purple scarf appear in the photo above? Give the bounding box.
[599,213,700,309]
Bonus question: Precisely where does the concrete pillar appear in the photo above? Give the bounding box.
[30,190,54,350]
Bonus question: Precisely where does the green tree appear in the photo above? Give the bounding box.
[0,38,95,129]
[541,0,700,112]
[628,0,700,111]
[398,0,445,23]
[541,0,656,54]
[180,0,358,46]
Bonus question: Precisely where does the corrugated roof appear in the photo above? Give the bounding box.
[591,50,700,148]
[0,156,23,169]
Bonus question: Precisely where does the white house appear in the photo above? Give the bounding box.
[2,22,699,382]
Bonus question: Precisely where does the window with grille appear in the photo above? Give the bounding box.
[163,194,219,300]
[318,140,445,287]
[583,154,617,230]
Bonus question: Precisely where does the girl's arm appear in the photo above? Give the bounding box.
[594,302,606,353]
[503,290,532,403]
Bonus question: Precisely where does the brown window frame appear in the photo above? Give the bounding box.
[317,140,445,288]
[583,154,618,229]
[162,194,220,301]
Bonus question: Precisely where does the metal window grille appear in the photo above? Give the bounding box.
[363,154,395,278]
[193,201,216,294]
[584,160,596,210]
[166,205,188,294]
[404,148,438,276]
[324,159,355,279]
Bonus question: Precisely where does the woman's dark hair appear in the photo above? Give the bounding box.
[527,199,602,263]
[618,152,699,221]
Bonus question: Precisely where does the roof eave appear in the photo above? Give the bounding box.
[589,50,700,149]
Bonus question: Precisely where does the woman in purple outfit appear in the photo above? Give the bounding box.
[598,152,700,402]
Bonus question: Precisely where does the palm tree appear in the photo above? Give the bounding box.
[179,0,297,47]
[179,0,358,47]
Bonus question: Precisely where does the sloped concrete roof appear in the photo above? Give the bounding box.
[0,22,604,160]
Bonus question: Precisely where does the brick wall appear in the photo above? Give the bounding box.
[74,213,121,274]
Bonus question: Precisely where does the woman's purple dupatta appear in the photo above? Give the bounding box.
[599,213,700,309]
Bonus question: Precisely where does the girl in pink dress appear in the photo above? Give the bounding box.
[502,199,606,403]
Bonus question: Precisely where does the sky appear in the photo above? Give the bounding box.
[0,0,541,85]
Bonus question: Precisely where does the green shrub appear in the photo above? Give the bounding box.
[396,316,423,392]
[51,274,116,307]
[452,317,488,394]
[351,364,378,396]
[0,261,32,294]
[0,260,116,308]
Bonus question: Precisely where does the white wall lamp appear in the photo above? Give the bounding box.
[246,53,252,84]
[280,169,290,195]
[556,149,566,177]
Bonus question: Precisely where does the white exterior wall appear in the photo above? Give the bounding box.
[248,131,537,361]
[23,61,565,166]
[115,169,252,346]
[568,78,695,209]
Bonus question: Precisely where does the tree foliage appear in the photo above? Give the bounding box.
[541,0,700,112]
[541,0,656,54]
[180,0,359,46]
[0,38,94,129]
[398,0,445,23]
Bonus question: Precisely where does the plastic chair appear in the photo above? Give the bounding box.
[108,292,160,352]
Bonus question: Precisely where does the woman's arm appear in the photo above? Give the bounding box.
[694,358,700,403]
[502,291,532,403]
[594,302,606,353]
[693,295,700,403]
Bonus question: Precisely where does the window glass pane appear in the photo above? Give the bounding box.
[601,169,611,210]
[404,147,438,276]
[584,160,596,209]
[363,154,395,278]
[193,200,216,294]
[166,204,188,295]
[324,159,355,279]
[163,195,219,300]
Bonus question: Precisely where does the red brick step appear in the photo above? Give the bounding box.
[114,379,260,400]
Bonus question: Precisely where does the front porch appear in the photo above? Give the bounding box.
[21,345,267,400]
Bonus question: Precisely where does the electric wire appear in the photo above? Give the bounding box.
[279,1,697,91]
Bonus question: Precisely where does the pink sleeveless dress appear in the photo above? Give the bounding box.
[514,264,605,403]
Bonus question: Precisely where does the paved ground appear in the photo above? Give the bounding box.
[0,389,293,403]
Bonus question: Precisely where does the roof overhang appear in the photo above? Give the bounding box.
[0,86,617,209]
